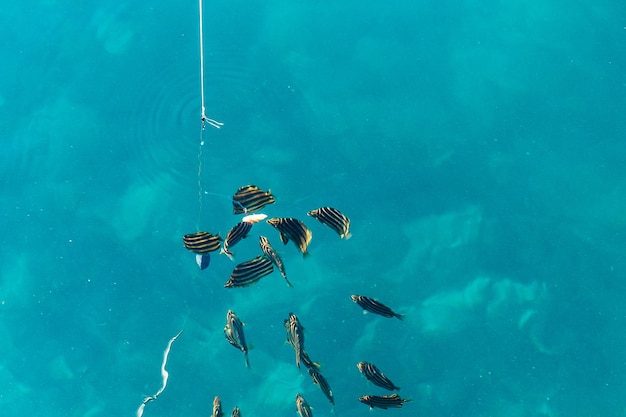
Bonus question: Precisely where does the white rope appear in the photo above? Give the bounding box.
[197,0,223,228]
[136,330,184,417]
[199,0,223,130]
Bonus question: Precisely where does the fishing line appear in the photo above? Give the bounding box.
[135,3,223,414]
[197,0,223,229]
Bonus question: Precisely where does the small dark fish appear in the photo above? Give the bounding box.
[357,361,400,391]
[358,394,410,409]
[232,184,275,214]
[223,310,250,367]
[220,221,253,260]
[183,231,222,254]
[212,396,224,417]
[231,406,241,417]
[307,207,352,239]
[266,217,312,256]
[351,295,404,320]
[295,393,313,417]
[224,256,274,288]
[259,235,291,287]
[284,312,306,368]
[308,367,334,406]
[196,253,211,270]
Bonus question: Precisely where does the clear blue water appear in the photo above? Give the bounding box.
[1,1,626,416]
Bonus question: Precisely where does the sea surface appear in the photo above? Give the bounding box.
[1,1,626,416]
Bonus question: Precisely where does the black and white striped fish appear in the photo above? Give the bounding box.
[224,256,274,288]
[300,349,320,371]
[358,394,410,409]
[351,295,404,320]
[308,367,334,406]
[357,361,400,391]
[295,393,313,417]
[307,207,352,239]
[232,185,275,214]
[212,396,224,417]
[230,406,241,417]
[223,310,250,367]
[284,312,306,368]
[266,217,312,256]
[259,235,291,287]
[220,221,253,260]
[183,231,222,254]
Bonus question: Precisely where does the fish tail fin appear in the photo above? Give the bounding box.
[395,313,405,320]
[220,248,234,260]
[343,232,352,240]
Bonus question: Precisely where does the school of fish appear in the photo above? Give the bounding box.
[183,184,409,414]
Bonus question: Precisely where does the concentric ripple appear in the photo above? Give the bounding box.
[121,44,259,205]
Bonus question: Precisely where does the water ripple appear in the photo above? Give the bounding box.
[121,44,257,204]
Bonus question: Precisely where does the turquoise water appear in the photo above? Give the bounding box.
[1,0,626,416]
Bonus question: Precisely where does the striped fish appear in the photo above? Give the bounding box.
[295,393,313,417]
[351,295,404,320]
[212,396,224,417]
[259,235,291,287]
[224,256,274,288]
[266,217,312,256]
[223,310,250,367]
[231,407,241,417]
[307,207,352,239]
[220,221,253,260]
[308,367,335,406]
[358,394,410,409]
[183,231,222,254]
[232,185,275,214]
[284,312,305,368]
[357,361,400,391]
[300,349,320,371]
